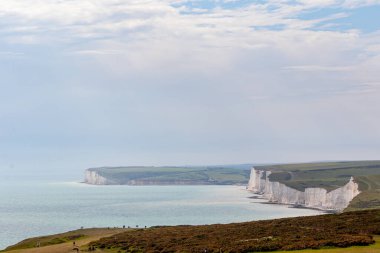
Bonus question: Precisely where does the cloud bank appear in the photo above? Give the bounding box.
[0,0,379,175]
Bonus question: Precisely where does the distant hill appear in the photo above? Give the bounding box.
[84,164,254,185]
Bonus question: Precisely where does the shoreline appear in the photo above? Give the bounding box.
[258,201,335,213]
[247,193,335,213]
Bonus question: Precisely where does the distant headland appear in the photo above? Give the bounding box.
[84,161,380,212]
[84,164,253,185]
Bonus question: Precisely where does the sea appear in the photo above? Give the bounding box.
[0,180,323,250]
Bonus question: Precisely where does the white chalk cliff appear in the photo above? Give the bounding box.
[247,168,360,211]
[85,170,116,185]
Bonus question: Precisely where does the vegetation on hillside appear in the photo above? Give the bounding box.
[346,174,380,211]
[89,209,380,253]
[269,236,380,253]
[2,228,125,252]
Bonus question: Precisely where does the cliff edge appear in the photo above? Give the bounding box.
[85,169,116,185]
[247,161,380,212]
[247,167,360,211]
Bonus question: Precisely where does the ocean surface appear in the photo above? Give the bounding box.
[0,180,323,249]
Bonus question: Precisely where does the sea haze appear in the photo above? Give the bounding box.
[0,180,322,249]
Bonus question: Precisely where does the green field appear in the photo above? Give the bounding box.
[87,165,253,185]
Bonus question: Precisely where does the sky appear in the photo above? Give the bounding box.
[0,0,380,178]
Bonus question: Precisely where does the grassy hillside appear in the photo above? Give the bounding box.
[87,165,252,185]
[88,209,380,253]
[4,210,380,253]
[1,228,125,252]
[256,161,380,210]
[345,174,380,211]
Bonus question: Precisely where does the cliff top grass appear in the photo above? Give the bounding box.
[256,160,380,172]
[87,165,252,185]
[256,161,380,190]
[345,174,380,211]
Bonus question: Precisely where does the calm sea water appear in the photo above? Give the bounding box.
[0,181,322,249]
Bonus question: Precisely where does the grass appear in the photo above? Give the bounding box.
[259,161,380,187]
[258,161,380,172]
[269,235,380,253]
[89,209,380,253]
[2,228,126,252]
[355,175,380,191]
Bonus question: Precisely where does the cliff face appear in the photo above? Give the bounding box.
[247,168,360,211]
[85,170,116,185]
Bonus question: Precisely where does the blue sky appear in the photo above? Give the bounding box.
[0,0,379,178]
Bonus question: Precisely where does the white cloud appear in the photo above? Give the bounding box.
[0,0,379,167]
[0,51,24,56]
[283,65,354,72]
[342,0,380,8]
[0,0,370,45]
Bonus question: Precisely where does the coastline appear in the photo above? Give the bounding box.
[247,194,330,213]
[259,201,335,213]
